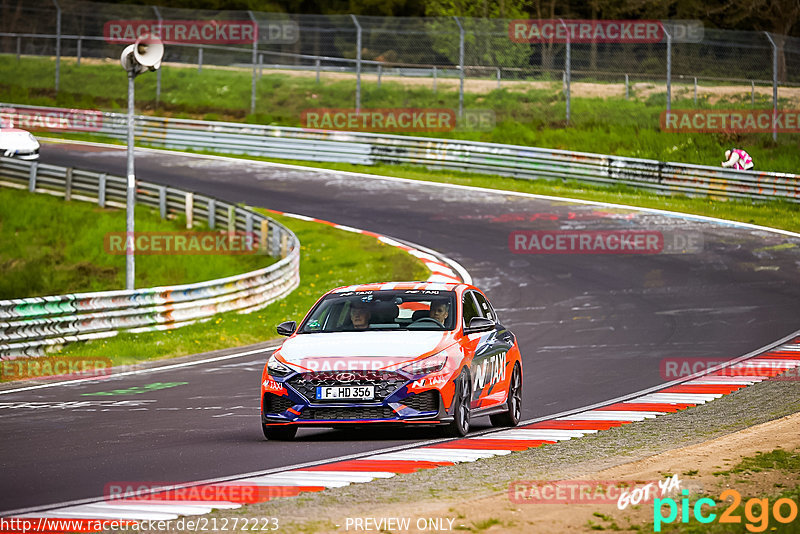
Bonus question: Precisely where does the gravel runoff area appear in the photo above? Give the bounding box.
[129,369,800,533]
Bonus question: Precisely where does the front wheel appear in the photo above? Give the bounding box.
[262,424,297,440]
[490,362,522,427]
[444,369,471,437]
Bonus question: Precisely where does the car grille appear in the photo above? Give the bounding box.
[401,390,440,412]
[263,393,294,414]
[287,370,406,402]
[299,406,397,421]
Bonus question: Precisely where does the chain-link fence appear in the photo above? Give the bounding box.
[2,0,799,128]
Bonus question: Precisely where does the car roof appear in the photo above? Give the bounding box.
[329,281,466,294]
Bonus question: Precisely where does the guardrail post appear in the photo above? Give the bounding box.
[625,74,629,100]
[185,192,193,229]
[16,36,21,62]
[227,205,236,234]
[259,219,269,254]
[28,162,38,192]
[693,77,697,105]
[377,64,382,88]
[315,58,321,83]
[207,198,216,229]
[245,213,253,251]
[433,66,437,93]
[258,53,263,78]
[98,173,107,208]
[76,37,82,67]
[198,48,203,73]
[351,14,362,113]
[64,167,73,201]
[454,16,464,118]
[280,233,289,258]
[751,81,756,106]
[158,186,166,218]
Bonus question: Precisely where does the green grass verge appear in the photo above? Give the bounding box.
[0,186,274,299]
[51,209,428,366]
[4,54,800,172]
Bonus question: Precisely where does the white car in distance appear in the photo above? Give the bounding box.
[0,118,40,160]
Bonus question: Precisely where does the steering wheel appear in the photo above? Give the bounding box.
[411,317,445,328]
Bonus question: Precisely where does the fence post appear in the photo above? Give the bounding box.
[207,198,215,229]
[248,10,258,115]
[28,162,38,192]
[351,14,362,113]
[52,0,61,94]
[315,58,321,83]
[158,186,166,218]
[153,6,163,108]
[198,47,203,73]
[751,81,756,107]
[693,77,698,105]
[64,167,73,201]
[76,37,81,67]
[98,173,107,208]
[664,25,672,125]
[764,32,778,142]
[454,16,464,118]
[559,19,570,126]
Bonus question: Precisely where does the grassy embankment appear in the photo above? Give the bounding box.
[2,54,799,172]
[0,187,427,369]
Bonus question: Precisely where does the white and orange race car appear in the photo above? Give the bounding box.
[260,282,524,440]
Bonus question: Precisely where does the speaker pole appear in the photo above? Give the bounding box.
[125,68,135,290]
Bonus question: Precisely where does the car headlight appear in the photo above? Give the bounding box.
[267,354,293,377]
[400,351,448,376]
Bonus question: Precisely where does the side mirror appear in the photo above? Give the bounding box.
[276,320,297,336]
[464,316,495,334]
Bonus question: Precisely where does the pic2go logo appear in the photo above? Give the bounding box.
[654,489,799,532]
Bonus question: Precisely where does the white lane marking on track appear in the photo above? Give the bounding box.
[0,346,280,396]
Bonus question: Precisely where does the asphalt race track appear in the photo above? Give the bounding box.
[2,142,800,513]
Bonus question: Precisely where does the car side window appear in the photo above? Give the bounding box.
[472,291,496,322]
[462,291,481,328]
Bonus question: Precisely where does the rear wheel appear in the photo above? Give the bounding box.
[444,369,471,437]
[262,424,297,440]
[490,362,522,427]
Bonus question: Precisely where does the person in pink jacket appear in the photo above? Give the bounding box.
[721,148,754,170]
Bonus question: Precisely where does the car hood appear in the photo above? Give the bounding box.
[279,330,453,371]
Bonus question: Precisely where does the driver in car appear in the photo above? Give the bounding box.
[349,301,372,330]
[429,300,450,325]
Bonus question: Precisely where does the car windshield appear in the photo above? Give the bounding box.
[298,289,457,333]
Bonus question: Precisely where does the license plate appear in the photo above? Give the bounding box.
[316,385,375,400]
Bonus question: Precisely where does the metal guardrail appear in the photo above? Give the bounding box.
[0,157,301,358]
[8,103,797,203]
